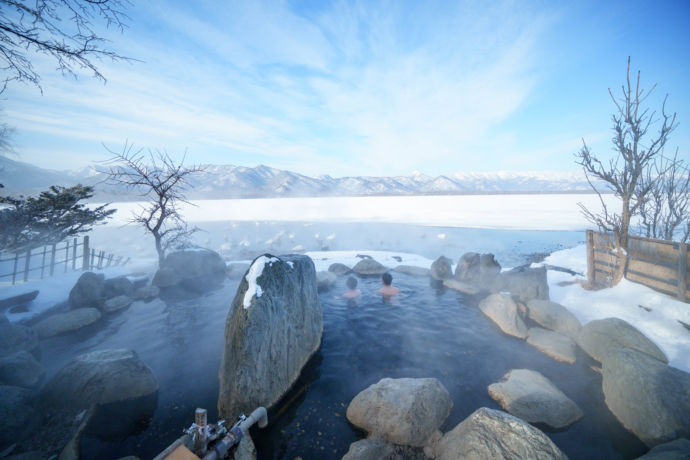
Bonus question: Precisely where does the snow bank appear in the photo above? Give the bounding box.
[539,244,690,373]
[243,256,278,309]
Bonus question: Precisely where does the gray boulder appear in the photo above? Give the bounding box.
[527,299,582,339]
[342,437,395,460]
[394,265,430,277]
[488,369,583,429]
[133,285,160,300]
[0,351,45,387]
[435,407,568,460]
[499,266,549,302]
[352,259,388,276]
[33,308,101,338]
[0,314,39,357]
[443,279,480,295]
[602,347,689,447]
[0,385,35,448]
[578,317,667,363]
[42,349,159,409]
[102,295,134,313]
[454,252,501,290]
[316,270,337,292]
[527,327,577,364]
[346,377,452,447]
[478,293,528,339]
[153,249,227,292]
[218,254,322,420]
[328,262,352,276]
[430,256,453,280]
[102,276,134,300]
[636,438,690,459]
[68,271,104,309]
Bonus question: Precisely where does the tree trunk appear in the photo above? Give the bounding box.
[154,232,165,267]
[613,198,632,285]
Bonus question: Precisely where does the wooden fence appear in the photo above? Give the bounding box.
[0,236,129,285]
[586,229,689,302]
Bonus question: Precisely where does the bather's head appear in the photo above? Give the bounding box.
[346,276,358,290]
[382,272,393,286]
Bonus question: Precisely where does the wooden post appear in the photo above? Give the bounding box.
[50,244,56,276]
[105,254,113,267]
[82,236,90,271]
[64,241,69,272]
[97,250,104,269]
[12,252,19,285]
[23,248,31,282]
[40,246,47,279]
[586,230,595,285]
[91,249,95,270]
[72,238,78,270]
[194,408,208,454]
[679,243,687,302]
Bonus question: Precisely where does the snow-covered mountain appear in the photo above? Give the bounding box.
[0,155,600,201]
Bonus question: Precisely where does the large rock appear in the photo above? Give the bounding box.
[0,314,39,357]
[218,254,323,420]
[328,262,352,276]
[488,369,583,429]
[42,349,159,409]
[152,249,227,292]
[352,259,388,276]
[102,276,134,300]
[33,308,101,338]
[601,347,689,447]
[342,437,395,460]
[499,266,549,302]
[0,351,45,387]
[102,295,133,313]
[527,327,577,364]
[478,293,528,339]
[435,407,568,460]
[454,252,501,290]
[68,272,104,309]
[430,256,453,280]
[316,270,337,292]
[443,279,480,295]
[346,377,452,447]
[636,438,690,459]
[577,317,667,364]
[527,299,582,339]
[0,385,35,447]
[133,285,160,300]
[394,265,431,277]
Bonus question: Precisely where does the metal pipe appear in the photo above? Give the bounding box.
[202,407,267,460]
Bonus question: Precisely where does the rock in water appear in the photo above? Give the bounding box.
[635,438,690,459]
[352,258,388,276]
[152,249,227,293]
[42,349,158,409]
[577,317,667,364]
[316,270,337,292]
[488,369,583,429]
[328,262,352,275]
[102,295,133,313]
[33,308,102,338]
[346,377,452,447]
[478,293,528,339]
[527,327,577,364]
[435,407,568,460]
[68,272,105,309]
[342,438,395,460]
[394,265,431,277]
[102,276,134,300]
[0,351,45,388]
[454,252,501,290]
[602,347,689,447]
[0,385,36,448]
[430,256,453,280]
[527,299,582,339]
[0,314,39,357]
[499,266,549,302]
[218,254,322,420]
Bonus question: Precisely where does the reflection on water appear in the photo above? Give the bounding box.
[38,261,646,459]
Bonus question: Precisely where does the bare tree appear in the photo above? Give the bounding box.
[102,144,205,266]
[576,57,678,284]
[0,0,131,92]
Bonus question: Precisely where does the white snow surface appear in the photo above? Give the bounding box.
[243,256,278,309]
[539,245,690,373]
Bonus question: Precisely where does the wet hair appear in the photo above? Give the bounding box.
[346,276,358,290]
[382,272,393,286]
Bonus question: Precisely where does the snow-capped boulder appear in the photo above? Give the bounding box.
[102,276,134,300]
[42,349,159,409]
[527,299,581,339]
[352,258,388,276]
[0,350,45,388]
[218,254,322,420]
[316,270,337,292]
[602,347,689,447]
[346,377,452,447]
[478,293,528,339]
[435,407,568,460]
[68,271,104,309]
[0,314,39,357]
[102,295,133,313]
[454,252,501,290]
[394,265,430,277]
[488,369,583,429]
[153,248,227,293]
[430,256,453,280]
[527,327,577,364]
[33,308,101,338]
[499,266,549,302]
[577,317,667,364]
[328,262,352,276]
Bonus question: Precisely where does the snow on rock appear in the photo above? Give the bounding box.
[243,256,279,309]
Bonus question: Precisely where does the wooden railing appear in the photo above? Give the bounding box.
[586,229,689,302]
[0,236,129,285]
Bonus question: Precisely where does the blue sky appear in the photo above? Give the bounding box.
[2,0,689,177]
